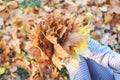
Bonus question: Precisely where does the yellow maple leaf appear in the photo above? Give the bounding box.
[91,32,101,40]
[32,38,39,47]
[72,24,92,57]
[72,38,88,55]
[15,52,25,59]
[12,16,19,22]
[3,62,10,68]
[0,67,5,75]
[104,13,113,24]
[78,24,92,38]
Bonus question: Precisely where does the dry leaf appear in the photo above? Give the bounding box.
[91,32,101,40]
[0,10,10,21]
[52,54,63,69]
[7,1,18,10]
[62,32,81,54]
[46,35,69,58]
[78,25,92,38]
[104,13,113,24]
[29,47,41,61]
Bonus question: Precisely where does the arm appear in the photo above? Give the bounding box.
[88,38,120,72]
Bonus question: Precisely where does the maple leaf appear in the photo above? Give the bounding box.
[52,54,63,69]
[46,35,69,57]
[3,62,10,68]
[0,67,5,75]
[78,25,92,38]
[62,31,81,54]
[71,24,92,57]
[15,52,25,59]
[45,35,70,69]
[0,10,10,21]
[30,28,40,47]
[72,38,88,55]
[104,13,113,24]
[7,1,18,10]
[91,32,101,40]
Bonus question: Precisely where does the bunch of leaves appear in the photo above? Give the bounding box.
[31,13,91,71]
[21,0,42,8]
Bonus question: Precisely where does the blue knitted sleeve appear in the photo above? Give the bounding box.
[88,38,120,72]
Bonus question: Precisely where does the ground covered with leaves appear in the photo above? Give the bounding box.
[0,0,120,80]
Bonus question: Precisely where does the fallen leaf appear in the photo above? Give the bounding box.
[52,54,63,69]
[78,24,92,38]
[15,52,25,59]
[91,32,101,40]
[29,47,41,61]
[104,13,113,24]
[3,62,10,68]
[0,10,10,21]
[7,1,19,10]
[72,38,88,55]
[0,67,5,75]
